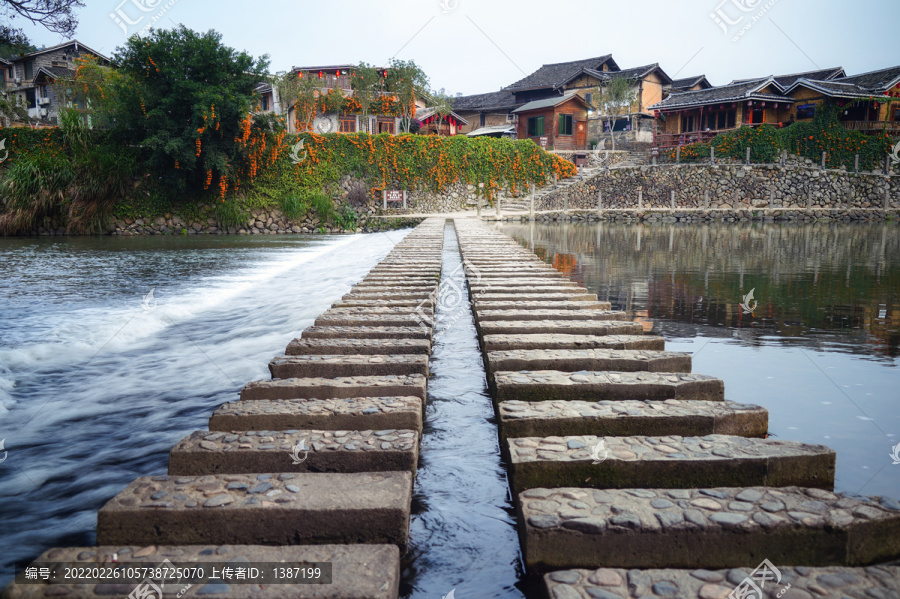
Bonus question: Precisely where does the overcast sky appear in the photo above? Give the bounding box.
[10,0,900,95]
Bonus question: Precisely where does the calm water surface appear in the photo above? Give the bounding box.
[500,221,900,501]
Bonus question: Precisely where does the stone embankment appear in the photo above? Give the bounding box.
[3,218,447,599]
[453,218,900,598]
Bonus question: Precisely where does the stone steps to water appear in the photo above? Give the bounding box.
[506,433,835,494]
[4,545,402,599]
[483,333,665,352]
[498,399,768,439]
[268,354,429,378]
[517,485,900,572]
[96,472,413,549]
[285,338,432,356]
[240,374,427,401]
[4,218,452,599]
[486,348,692,377]
[169,429,419,475]
[210,396,424,433]
[493,370,724,402]
[542,564,900,599]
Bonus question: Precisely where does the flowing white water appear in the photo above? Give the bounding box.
[0,230,409,585]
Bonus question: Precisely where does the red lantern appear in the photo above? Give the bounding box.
[318,71,323,78]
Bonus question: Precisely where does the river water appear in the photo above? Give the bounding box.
[0,231,410,587]
[500,221,900,502]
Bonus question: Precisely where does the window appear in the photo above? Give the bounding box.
[682,115,694,133]
[527,115,544,136]
[377,118,395,134]
[892,107,900,121]
[751,107,765,124]
[585,93,593,106]
[24,60,33,80]
[339,114,357,133]
[260,96,269,111]
[480,113,486,127]
[558,114,574,136]
[25,88,35,108]
[796,103,815,119]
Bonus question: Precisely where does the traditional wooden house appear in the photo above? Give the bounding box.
[512,91,592,150]
[504,55,620,106]
[450,90,518,134]
[784,65,900,135]
[415,107,468,136]
[2,40,110,127]
[648,77,794,149]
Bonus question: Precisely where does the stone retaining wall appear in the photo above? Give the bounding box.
[536,163,899,213]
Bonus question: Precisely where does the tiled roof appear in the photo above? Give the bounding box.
[451,90,517,112]
[35,66,76,80]
[649,78,793,111]
[512,91,590,113]
[17,40,110,63]
[504,55,618,91]
[731,67,845,89]
[834,65,900,93]
[670,75,710,91]
[604,63,672,85]
[784,79,871,99]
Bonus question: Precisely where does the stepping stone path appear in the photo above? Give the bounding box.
[452,218,900,596]
[6,218,448,598]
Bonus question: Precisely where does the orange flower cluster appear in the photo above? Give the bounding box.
[204,169,213,189]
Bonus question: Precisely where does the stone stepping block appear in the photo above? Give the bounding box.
[241,375,427,401]
[479,320,643,337]
[475,310,628,324]
[354,280,438,288]
[476,293,599,302]
[342,291,434,301]
[474,300,613,312]
[332,299,433,309]
[475,272,568,280]
[97,472,412,549]
[321,306,433,318]
[361,276,438,282]
[506,433,835,494]
[483,334,665,352]
[487,349,691,376]
[169,429,418,475]
[517,486,900,572]
[302,326,431,341]
[268,355,429,378]
[498,399,767,439]
[313,314,426,328]
[468,280,580,289]
[210,397,422,433]
[494,371,724,403]
[4,544,401,599]
[286,338,431,356]
[470,287,592,296]
[542,565,900,599]
[350,285,438,295]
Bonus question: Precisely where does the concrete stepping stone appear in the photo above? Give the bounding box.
[97,472,412,549]
[332,299,433,309]
[269,355,429,378]
[286,338,431,356]
[169,429,418,475]
[487,349,691,376]
[302,326,432,340]
[494,371,724,402]
[241,374,427,401]
[498,399,767,439]
[342,291,434,301]
[4,544,401,599]
[210,397,422,433]
[506,433,835,493]
[470,287,592,296]
[349,286,437,295]
[313,314,426,328]
[476,292,599,302]
[475,309,628,323]
[543,564,900,599]
[468,280,580,289]
[479,320,643,337]
[473,300,613,311]
[319,306,434,320]
[517,485,900,571]
[483,334,665,352]
[353,280,438,289]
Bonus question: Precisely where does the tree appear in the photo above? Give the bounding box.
[53,54,127,129]
[386,59,428,134]
[595,76,638,151]
[0,0,85,50]
[273,70,320,132]
[109,26,270,194]
[351,62,383,133]
[427,89,455,136]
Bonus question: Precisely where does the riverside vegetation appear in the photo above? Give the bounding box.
[0,27,576,236]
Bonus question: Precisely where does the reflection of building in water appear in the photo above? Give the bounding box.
[501,222,900,360]
[632,309,655,333]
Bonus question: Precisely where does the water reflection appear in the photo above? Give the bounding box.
[499,221,900,500]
